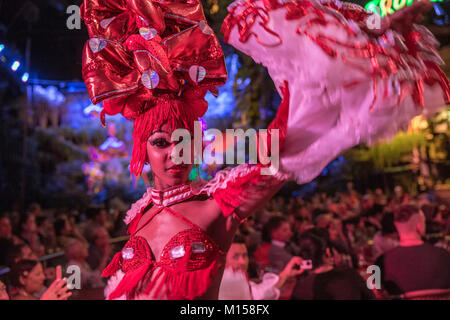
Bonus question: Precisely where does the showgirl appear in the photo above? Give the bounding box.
[80,0,449,299]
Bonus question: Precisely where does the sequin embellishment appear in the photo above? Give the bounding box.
[122,247,134,260]
[89,38,107,53]
[191,242,206,253]
[139,27,158,40]
[189,65,206,83]
[141,70,159,89]
[170,245,186,259]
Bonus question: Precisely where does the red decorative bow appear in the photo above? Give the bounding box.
[81,0,228,121]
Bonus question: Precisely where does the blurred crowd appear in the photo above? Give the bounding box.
[0,203,127,300]
[0,182,449,300]
[228,183,450,299]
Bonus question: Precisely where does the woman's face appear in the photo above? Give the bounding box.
[20,245,37,261]
[20,263,46,294]
[23,215,37,233]
[147,123,194,189]
[0,281,9,300]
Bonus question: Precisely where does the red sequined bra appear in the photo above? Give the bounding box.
[102,184,225,300]
[102,164,289,300]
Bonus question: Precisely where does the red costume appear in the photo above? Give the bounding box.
[81,0,449,300]
[81,0,288,300]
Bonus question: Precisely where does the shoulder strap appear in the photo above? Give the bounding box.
[133,205,164,235]
[163,206,203,231]
[133,203,203,235]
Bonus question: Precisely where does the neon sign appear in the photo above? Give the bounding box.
[365,0,443,17]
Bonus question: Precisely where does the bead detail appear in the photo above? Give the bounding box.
[122,247,134,260]
[170,245,186,259]
[189,65,206,83]
[139,27,158,40]
[191,242,206,253]
[141,70,159,89]
[89,38,107,53]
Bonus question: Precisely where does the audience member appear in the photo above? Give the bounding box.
[9,260,71,300]
[375,205,450,295]
[87,227,111,270]
[372,212,399,259]
[292,228,374,300]
[65,240,105,289]
[263,216,295,273]
[219,236,304,300]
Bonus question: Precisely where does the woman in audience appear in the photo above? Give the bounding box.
[0,280,8,300]
[9,260,71,300]
[17,214,43,257]
[373,212,399,259]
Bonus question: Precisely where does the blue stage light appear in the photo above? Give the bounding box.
[0,44,4,52]
[21,73,29,83]
[11,61,20,72]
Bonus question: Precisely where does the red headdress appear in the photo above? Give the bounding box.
[81,0,227,176]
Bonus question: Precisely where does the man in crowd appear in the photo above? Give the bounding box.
[375,204,450,295]
[265,216,296,273]
[87,227,111,270]
[219,236,304,300]
[81,207,110,243]
[65,239,106,290]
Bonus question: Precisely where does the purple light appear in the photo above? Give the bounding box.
[21,73,29,83]
[11,61,20,72]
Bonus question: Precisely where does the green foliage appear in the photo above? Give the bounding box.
[345,132,426,170]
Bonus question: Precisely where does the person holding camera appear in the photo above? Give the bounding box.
[291,228,374,300]
[219,235,304,300]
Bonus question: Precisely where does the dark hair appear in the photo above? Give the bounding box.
[262,216,288,243]
[421,204,437,221]
[311,208,329,222]
[381,212,397,235]
[9,259,39,288]
[394,204,419,223]
[17,213,34,234]
[232,234,247,245]
[53,218,67,237]
[86,207,104,220]
[35,216,48,228]
[27,203,40,214]
[365,204,385,218]
[6,244,30,267]
[297,228,330,269]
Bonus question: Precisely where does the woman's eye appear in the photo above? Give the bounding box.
[151,138,170,148]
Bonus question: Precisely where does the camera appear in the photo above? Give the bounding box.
[293,259,313,270]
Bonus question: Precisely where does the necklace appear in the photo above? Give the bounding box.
[151,183,194,207]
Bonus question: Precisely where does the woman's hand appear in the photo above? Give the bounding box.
[40,266,72,300]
